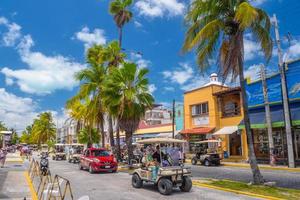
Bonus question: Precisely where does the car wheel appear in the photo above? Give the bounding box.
[79,163,83,170]
[132,174,143,188]
[204,159,211,166]
[89,165,94,174]
[180,176,192,192]
[191,158,197,165]
[158,178,173,195]
[112,169,117,173]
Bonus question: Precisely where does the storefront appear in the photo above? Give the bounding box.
[180,127,215,153]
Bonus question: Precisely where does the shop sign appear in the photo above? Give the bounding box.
[193,116,209,126]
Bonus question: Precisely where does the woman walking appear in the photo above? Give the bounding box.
[0,148,7,168]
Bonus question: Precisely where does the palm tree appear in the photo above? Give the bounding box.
[109,0,133,47]
[103,62,154,164]
[31,112,56,146]
[182,0,272,184]
[66,47,106,147]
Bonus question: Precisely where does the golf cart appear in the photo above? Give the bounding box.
[131,138,192,195]
[68,143,84,163]
[52,143,67,160]
[191,140,221,166]
[40,144,49,156]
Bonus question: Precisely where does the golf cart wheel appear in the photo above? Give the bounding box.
[191,158,197,165]
[132,174,143,188]
[180,176,192,192]
[68,159,71,163]
[52,156,55,160]
[204,159,211,166]
[158,178,173,195]
[89,165,94,174]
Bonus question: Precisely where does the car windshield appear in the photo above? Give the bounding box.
[91,150,110,157]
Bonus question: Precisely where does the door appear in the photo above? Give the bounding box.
[229,131,242,156]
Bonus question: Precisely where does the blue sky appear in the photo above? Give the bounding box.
[0,0,300,130]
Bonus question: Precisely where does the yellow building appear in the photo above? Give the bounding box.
[181,74,248,161]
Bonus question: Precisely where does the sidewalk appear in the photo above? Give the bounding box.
[0,152,33,200]
[185,159,300,172]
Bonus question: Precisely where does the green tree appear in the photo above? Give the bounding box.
[31,112,56,146]
[182,0,272,184]
[20,125,33,144]
[78,128,100,144]
[103,62,154,164]
[109,0,133,47]
[10,128,19,145]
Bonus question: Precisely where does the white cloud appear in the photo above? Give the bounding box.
[244,64,261,82]
[284,40,300,61]
[244,37,262,61]
[180,77,208,91]
[134,20,143,28]
[162,62,194,85]
[74,26,106,51]
[130,52,151,68]
[0,88,38,130]
[135,0,185,18]
[148,84,157,93]
[1,35,86,95]
[0,16,22,47]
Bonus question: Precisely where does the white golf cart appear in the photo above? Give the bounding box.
[52,143,67,160]
[68,143,84,163]
[131,138,192,195]
[191,140,222,166]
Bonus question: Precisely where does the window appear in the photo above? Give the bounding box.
[191,102,209,116]
[222,101,240,117]
[91,150,110,157]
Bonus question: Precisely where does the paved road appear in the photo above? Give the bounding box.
[188,164,300,189]
[36,159,260,200]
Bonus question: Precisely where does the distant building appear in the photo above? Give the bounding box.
[56,119,78,144]
[144,104,172,125]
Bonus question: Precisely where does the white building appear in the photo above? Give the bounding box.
[144,104,172,125]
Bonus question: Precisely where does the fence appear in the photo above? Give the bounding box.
[28,158,74,200]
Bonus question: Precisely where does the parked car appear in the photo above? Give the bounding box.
[191,140,221,166]
[79,148,118,173]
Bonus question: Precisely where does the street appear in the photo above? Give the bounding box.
[188,164,300,189]
[31,158,259,200]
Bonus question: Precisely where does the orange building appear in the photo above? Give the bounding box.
[181,74,248,161]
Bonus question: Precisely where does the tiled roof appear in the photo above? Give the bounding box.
[180,127,215,134]
[213,87,241,96]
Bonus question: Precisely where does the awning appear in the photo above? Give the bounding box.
[213,126,238,135]
[133,133,159,138]
[239,102,300,128]
[180,127,215,135]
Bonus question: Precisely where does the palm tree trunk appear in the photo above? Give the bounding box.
[118,27,123,47]
[116,120,121,160]
[239,33,264,184]
[108,116,115,148]
[125,131,133,165]
[100,120,105,148]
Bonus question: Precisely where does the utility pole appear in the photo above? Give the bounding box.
[172,99,175,139]
[273,14,295,168]
[260,64,275,166]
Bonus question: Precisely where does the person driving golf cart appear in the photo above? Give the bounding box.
[132,138,192,195]
[191,140,222,166]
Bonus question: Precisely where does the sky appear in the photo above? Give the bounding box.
[0,0,300,131]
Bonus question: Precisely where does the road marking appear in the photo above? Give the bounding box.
[24,171,38,200]
[193,181,282,200]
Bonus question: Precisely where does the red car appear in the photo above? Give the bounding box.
[79,148,118,173]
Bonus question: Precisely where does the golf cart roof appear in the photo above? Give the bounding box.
[55,143,65,146]
[137,138,186,144]
[41,144,48,147]
[70,143,84,146]
[195,140,219,144]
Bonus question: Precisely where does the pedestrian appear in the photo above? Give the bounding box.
[0,148,7,168]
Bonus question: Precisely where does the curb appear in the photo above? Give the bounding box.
[192,181,282,200]
[185,159,300,172]
[222,163,300,173]
[24,171,38,200]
